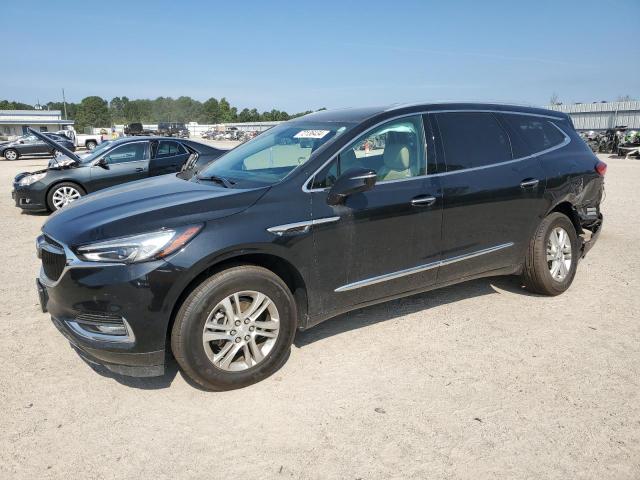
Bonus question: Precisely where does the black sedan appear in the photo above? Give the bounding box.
[1,133,76,160]
[12,129,225,212]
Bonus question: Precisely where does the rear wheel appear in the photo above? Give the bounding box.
[171,266,297,390]
[3,149,18,160]
[85,140,97,150]
[522,212,579,296]
[46,182,85,211]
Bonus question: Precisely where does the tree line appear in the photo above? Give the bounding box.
[0,97,323,132]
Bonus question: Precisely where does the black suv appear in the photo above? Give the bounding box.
[157,122,189,138]
[36,103,604,390]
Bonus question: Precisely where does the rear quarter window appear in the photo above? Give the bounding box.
[499,114,566,156]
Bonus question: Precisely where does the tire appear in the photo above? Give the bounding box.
[171,266,297,390]
[521,212,579,296]
[46,182,86,211]
[3,149,18,161]
[85,140,97,150]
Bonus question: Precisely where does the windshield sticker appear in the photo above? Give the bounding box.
[294,130,330,139]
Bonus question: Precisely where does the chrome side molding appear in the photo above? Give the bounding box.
[335,242,514,292]
[267,216,340,236]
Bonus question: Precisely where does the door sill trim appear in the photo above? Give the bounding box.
[335,242,514,292]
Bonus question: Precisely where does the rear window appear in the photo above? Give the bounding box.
[435,112,512,171]
[500,114,566,155]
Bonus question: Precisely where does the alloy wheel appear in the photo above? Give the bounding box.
[52,186,81,209]
[4,150,17,160]
[202,291,280,371]
[547,226,572,281]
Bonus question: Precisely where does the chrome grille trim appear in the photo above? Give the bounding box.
[37,233,123,288]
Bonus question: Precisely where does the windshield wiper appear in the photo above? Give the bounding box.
[196,174,235,188]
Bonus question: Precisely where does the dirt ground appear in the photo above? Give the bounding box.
[0,153,638,480]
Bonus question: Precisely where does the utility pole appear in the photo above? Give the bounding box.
[62,88,68,120]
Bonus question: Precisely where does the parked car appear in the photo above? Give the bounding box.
[157,122,190,138]
[55,129,103,150]
[0,133,76,160]
[12,129,224,212]
[124,123,156,136]
[35,103,604,390]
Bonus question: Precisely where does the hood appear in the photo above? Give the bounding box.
[28,128,81,163]
[42,174,269,245]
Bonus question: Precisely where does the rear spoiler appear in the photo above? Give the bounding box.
[27,128,81,163]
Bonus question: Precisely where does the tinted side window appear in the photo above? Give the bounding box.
[435,112,512,171]
[500,114,566,155]
[105,142,148,164]
[157,141,185,157]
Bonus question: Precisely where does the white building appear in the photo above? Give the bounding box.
[0,110,74,139]
[545,101,640,131]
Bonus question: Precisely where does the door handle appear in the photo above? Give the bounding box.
[520,178,539,188]
[411,195,437,207]
[135,167,144,172]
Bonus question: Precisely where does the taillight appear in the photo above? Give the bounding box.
[595,161,607,176]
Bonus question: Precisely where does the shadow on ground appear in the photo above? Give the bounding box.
[294,275,536,347]
[75,275,534,390]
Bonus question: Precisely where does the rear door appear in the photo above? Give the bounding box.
[432,111,546,283]
[149,140,190,176]
[87,141,150,192]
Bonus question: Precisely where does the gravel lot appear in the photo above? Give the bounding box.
[0,153,638,480]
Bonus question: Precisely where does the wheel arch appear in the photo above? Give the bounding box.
[2,147,18,158]
[547,201,582,235]
[166,251,309,342]
[45,179,86,209]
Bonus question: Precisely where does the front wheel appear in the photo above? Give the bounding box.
[3,149,18,160]
[521,212,579,296]
[85,140,97,150]
[46,182,86,211]
[171,266,297,390]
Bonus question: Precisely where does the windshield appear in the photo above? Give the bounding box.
[80,140,113,163]
[197,121,353,187]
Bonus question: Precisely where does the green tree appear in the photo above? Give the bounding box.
[201,97,220,123]
[75,96,111,132]
[217,97,236,123]
[0,100,34,110]
[109,96,129,124]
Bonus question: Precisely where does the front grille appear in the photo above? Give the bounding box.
[42,248,66,281]
[43,235,63,249]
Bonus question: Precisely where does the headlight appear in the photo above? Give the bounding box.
[19,172,46,186]
[76,225,203,263]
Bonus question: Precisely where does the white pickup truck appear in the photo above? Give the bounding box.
[55,129,103,150]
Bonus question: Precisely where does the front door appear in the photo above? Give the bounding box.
[87,141,150,192]
[431,111,546,283]
[307,115,443,318]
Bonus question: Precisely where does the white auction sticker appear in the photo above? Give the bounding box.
[294,130,330,139]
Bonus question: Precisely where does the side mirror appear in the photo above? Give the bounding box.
[96,157,109,169]
[327,167,376,206]
[18,140,24,144]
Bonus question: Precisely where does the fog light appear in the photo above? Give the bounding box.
[95,324,128,335]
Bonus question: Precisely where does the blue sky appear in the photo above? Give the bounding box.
[3,0,639,112]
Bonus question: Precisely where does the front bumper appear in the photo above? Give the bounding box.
[12,186,47,211]
[36,235,183,377]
